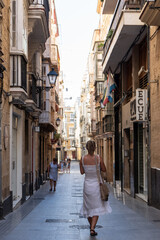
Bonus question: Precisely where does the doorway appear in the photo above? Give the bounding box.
[12,116,18,200]
[124,128,130,193]
[134,123,148,201]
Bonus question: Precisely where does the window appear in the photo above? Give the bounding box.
[69,128,74,136]
[97,82,103,95]
[42,66,46,76]
[97,60,103,79]
[70,140,75,147]
[70,113,74,122]
[10,55,27,91]
[12,0,16,47]
[21,56,27,91]
[95,82,104,98]
[12,55,18,85]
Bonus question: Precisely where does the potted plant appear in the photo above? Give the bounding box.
[98,43,104,50]
[106,29,113,41]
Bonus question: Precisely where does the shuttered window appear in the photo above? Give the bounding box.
[12,0,16,47]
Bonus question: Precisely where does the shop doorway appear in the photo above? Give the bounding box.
[124,129,130,193]
[134,123,148,201]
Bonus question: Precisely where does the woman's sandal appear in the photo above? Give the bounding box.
[90,229,97,236]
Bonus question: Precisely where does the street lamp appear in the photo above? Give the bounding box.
[47,68,58,86]
[36,68,58,92]
[56,117,61,126]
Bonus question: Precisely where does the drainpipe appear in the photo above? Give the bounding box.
[0,104,2,203]
[147,25,151,205]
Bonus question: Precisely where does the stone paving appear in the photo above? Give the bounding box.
[0,161,160,240]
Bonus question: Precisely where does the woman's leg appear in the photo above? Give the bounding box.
[54,181,56,191]
[50,179,53,191]
[91,216,99,230]
[87,217,92,228]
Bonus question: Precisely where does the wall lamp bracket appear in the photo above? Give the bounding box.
[150,79,159,84]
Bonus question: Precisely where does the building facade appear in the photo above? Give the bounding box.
[0,0,11,218]
[63,106,76,160]
[140,0,160,209]
[96,0,160,209]
[0,0,62,218]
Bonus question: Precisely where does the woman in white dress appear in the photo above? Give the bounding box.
[80,140,112,236]
[49,158,59,192]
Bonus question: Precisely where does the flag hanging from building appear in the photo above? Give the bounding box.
[109,70,116,93]
[101,71,114,106]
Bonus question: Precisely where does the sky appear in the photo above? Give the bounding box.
[54,0,99,105]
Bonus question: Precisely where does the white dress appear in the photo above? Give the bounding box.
[49,162,58,181]
[80,156,112,218]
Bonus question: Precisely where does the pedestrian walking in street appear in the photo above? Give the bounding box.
[67,158,71,173]
[63,159,67,173]
[48,158,59,192]
[79,140,112,236]
[60,160,64,173]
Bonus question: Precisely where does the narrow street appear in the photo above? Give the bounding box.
[0,161,160,240]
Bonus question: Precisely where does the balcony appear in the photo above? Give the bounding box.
[80,115,85,123]
[80,136,86,144]
[91,119,96,133]
[10,55,28,107]
[140,0,160,26]
[96,121,103,136]
[28,0,50,44]
[88,120,96,137]
[39,110,55,132]
[103,115,114,133]
[51,45,60,74]
[25,99,42,118]
[95,82,104,101]
[103,0,144,73]
[102,0,117,14]
[24,74,42,117]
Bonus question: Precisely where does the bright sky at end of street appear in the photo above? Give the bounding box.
[55,0,99,105]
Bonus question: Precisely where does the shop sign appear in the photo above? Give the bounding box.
[130,89,147,122]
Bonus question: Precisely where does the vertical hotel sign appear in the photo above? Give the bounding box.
[130,89,147,122]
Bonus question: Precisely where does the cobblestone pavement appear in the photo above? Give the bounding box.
[0,161,160,240]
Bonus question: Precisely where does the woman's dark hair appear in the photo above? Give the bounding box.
[86,140,96,154]
[53,158,58,164]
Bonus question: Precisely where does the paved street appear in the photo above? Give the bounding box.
[0,161,160,240]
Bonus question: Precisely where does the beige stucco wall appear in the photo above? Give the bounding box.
[1,0,10,200]
[122,102,132,130]
[150,26,160,169]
